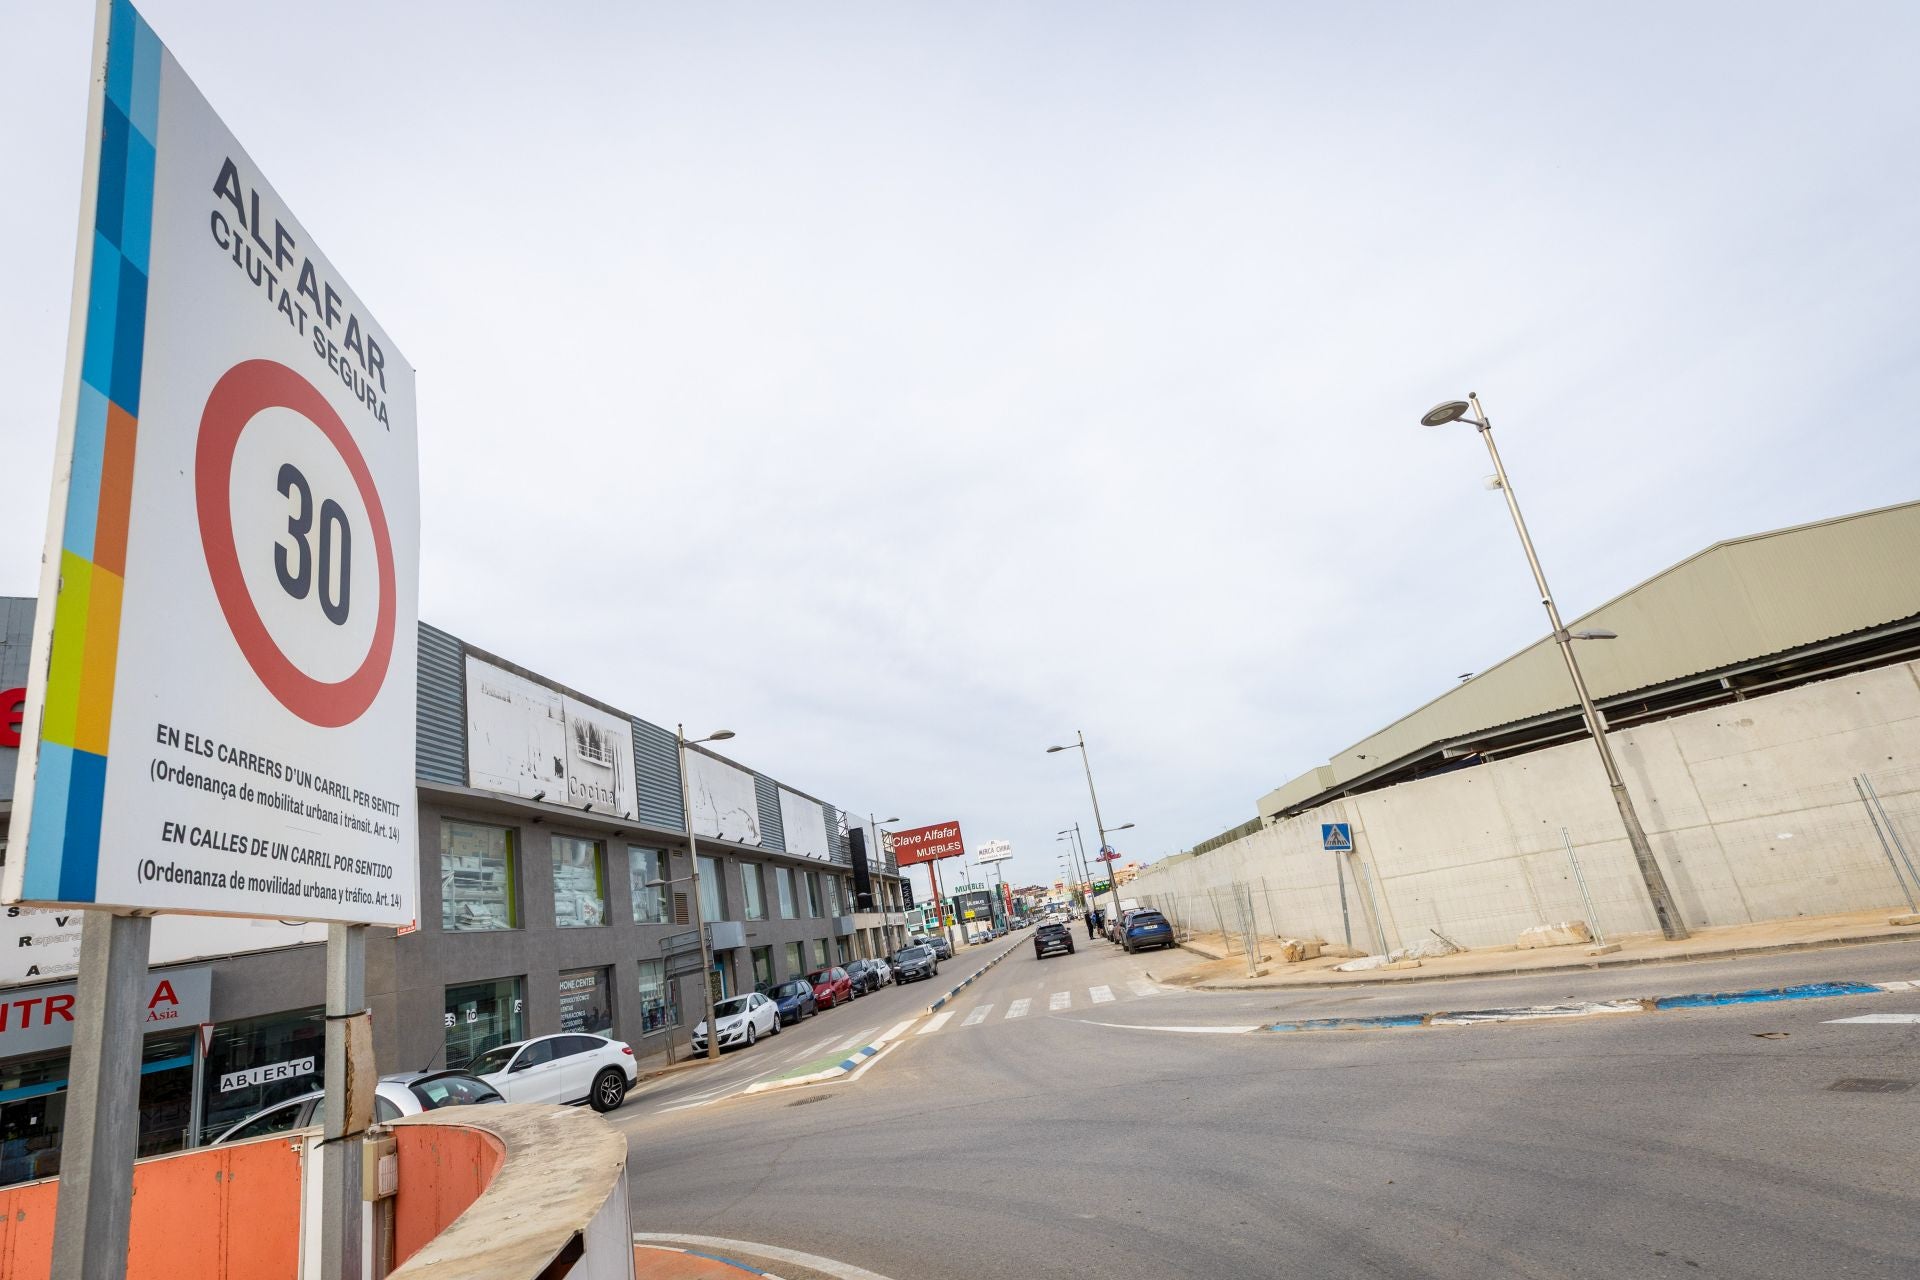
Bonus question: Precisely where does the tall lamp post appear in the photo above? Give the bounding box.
[1057,825,1094,911]
[869,814,900,957]
[1421,393,1688,940]
[1046,731,1136,927]
[676,724,737,1059]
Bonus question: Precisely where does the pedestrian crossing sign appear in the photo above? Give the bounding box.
[1322,823,1353,852]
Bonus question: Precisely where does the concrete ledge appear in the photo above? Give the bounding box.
[388,1104,629,1279]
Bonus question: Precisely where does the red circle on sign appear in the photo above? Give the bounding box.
[195,359,397,728]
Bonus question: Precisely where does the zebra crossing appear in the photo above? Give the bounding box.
[920,977,1162,1037]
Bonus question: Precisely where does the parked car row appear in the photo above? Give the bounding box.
[1031,905,1177,961]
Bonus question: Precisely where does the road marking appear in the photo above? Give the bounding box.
[837,1027,880,1052]
[1081,1021,1264,1034]
[1050,991,1071,1011]
[634,1234,902,1280]
[1007,999,1031,1019]
[1824,1013,1920,1024]
[845,1041,899,1081]
[962,1005,992,1026]
[918,1011,953,1036]
[1089,985,1115,1004]
[883,1019,917,1042]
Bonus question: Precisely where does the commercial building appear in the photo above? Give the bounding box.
[1134,501,1920,950]
[0,603,908,1184]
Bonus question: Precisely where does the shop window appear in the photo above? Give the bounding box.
[742,865,767,920]
[629,847,669,923]
[697,855,724,921]
[551,836,607,928]
[775,867,797,919]
[836,937,852,964]
[810,938,828,968]
[783,941,805,978]
[442,821,517,932]
[751,946,774,992]
[637,960,678,1035]
[444,977,526,1070]
[199,1007,325,1146]
[559,966,614,1037]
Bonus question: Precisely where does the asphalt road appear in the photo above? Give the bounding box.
[615,933,1920,1279]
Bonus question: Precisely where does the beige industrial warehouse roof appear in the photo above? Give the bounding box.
[1258,499,1920,818]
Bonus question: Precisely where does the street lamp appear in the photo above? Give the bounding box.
[1421,392,1688,939]
[676,724,736,1059]
[869,814,900,958]
[1046,731,1134,929]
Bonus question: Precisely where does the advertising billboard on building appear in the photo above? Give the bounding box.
[685,750,761,845]
[777,787,831,860]
[3,0,419,925]
[464,657,637,818]
[891,820,965,867]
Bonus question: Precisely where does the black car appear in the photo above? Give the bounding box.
[1033,923,1075,959]
[891,944,940,982]
[844,959,884,995]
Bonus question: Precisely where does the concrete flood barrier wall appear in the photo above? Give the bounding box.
[1134,663,1920,953]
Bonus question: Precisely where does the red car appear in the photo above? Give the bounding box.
[807,966,854,1009]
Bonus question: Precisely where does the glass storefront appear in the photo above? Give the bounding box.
[551,836,607,928]
[0,1032,197,1186]
[783,941,804,978]
[629,847,668,923]
[809,938,829,968]
[637,960,677,1036]
[442,820,517,931]
[750,946,774,992]
[201,1007,324,1146]
[558,966,613,1036]
[444,977,526,1069]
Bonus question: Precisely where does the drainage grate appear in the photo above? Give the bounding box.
[787,1094,834,1107]
[1827,1078,1914,1094]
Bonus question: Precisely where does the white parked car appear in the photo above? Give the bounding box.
[212,1070,502,1144]
[691,992,781,1053]
[469,1033,638,1112]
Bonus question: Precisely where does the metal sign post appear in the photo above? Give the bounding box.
[321,923,371,1280]
[48,911,151,1280]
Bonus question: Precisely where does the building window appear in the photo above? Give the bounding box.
[637,960,678,1035]
[751,946,774,992]
[444,977,526,1070]
[810,938,828,968]
[742,865,767,920]
[825,875,841,917]
[697,854,724,922]
[775,867,797,919]
[804,872,822,917]
[442,821,516,932]
[551,836,607,928]
[559,966,614,1036]
[199,1007,325,1145]
[783,941,805,978]
[628,847,668,923]
[836,937,852,964]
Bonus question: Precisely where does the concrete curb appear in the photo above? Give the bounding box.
[1191,928,1920,992]
[1261,977,1917,1034]
[739,943,1022,1097]
[927,940,1023,1014]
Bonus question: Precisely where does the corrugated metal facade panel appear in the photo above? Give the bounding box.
[632,719,684,832]
[1264,501,1920,810]
[415,622,466,786]
[823,804,853,868]
[755,775,786,852]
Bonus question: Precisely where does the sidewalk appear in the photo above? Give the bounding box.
[1165,907,1920,990]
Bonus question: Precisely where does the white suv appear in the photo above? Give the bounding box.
[468,1033,638,1112]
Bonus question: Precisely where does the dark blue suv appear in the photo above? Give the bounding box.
[1120,909,1175,954]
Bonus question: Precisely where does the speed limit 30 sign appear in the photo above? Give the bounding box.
[4,1,419,926]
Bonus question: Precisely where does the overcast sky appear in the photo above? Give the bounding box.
[5,3,1918,896]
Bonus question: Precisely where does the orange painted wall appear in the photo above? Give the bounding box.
[392,1123,507,1267]
[0,1136,303,1280]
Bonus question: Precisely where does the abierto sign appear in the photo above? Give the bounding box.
[891,820,966,867]
[2,0,418,926]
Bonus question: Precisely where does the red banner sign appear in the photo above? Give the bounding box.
[891,820,966,867]
[0,687,25,749]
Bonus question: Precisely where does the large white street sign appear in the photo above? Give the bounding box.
[2,0,419,925]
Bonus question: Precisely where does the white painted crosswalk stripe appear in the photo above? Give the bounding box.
[1007,998,1031,1019]
[1050,991,1071,1011]
[963,1005,992,1026]
[1090,985,1115,1004]
[1825,1013,1920,1024]
[918,1011,954,1036]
